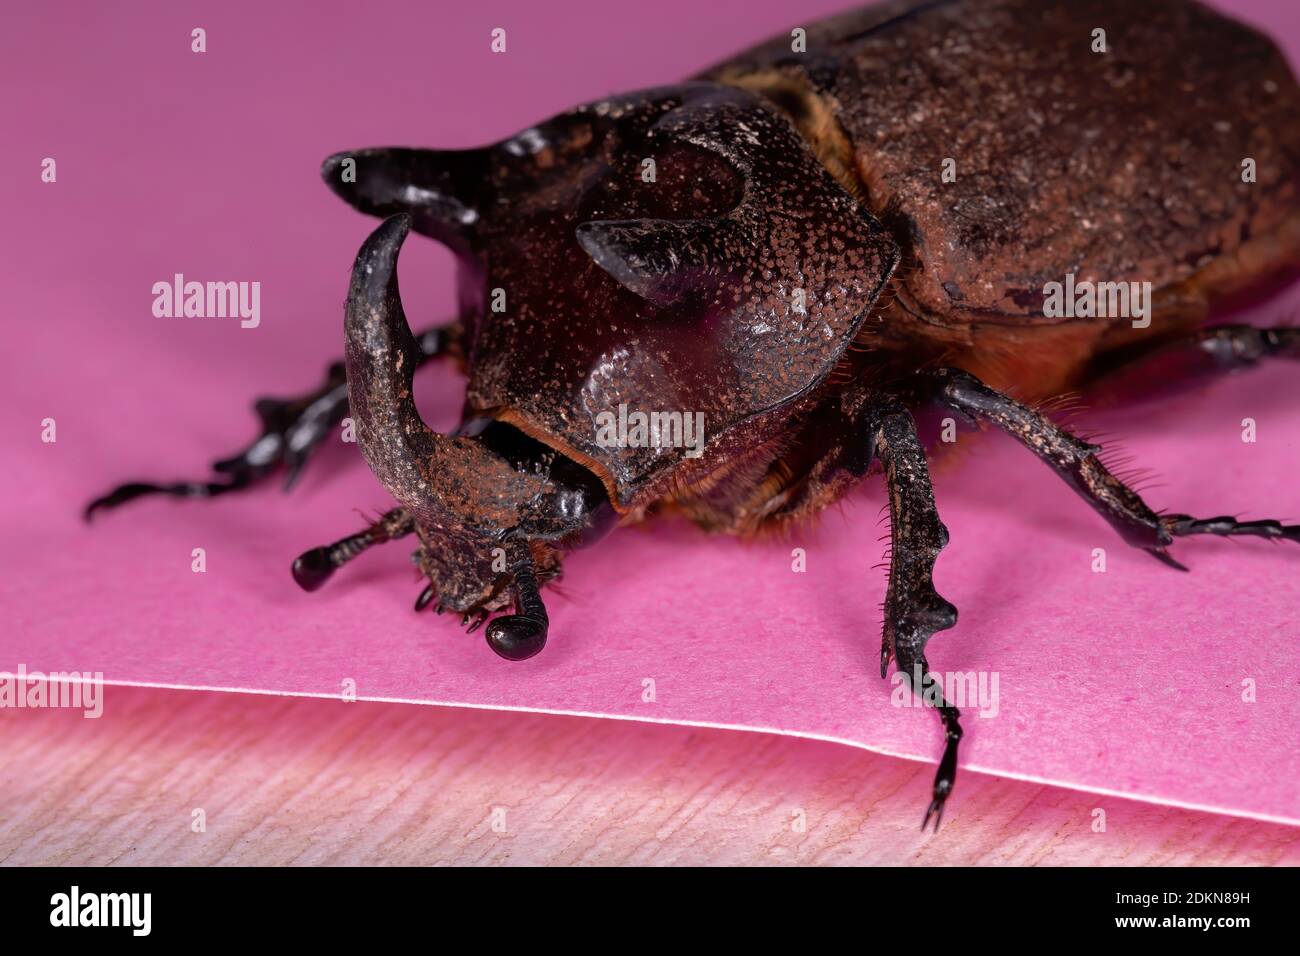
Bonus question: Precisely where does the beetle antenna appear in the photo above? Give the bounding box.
[291,507,414,592]
[485,538,550,661]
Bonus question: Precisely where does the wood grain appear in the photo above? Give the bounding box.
[1,686,1296,865]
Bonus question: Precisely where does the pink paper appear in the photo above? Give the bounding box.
[2,0,1298,825]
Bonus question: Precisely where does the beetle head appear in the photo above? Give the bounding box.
[339,216,614,659]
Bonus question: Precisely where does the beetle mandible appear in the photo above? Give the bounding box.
[88,0,1300,829]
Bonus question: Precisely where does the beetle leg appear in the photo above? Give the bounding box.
[1153,514,1300,553]
[928,367,1300,566]
[1088,323,1300,385]
[222,361,352,493]
[290,507,414,592]
[866,398,962,831]
[1173,323,1299,364]
[414,583,438,613]
[84,325,454,520]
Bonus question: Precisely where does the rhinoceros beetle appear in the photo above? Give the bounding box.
[87,0,1300,829]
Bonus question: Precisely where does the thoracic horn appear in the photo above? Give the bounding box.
[322,147,488,254]
[343,214,445,515]
[575,218,738,307]
[576,85,898,311]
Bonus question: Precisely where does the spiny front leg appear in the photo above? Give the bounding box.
[931,367,1300,569]
[84,326,454,520]
[867,399,962,831]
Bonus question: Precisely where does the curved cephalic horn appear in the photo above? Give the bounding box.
[344,214,444,513]
[322,147,488,253]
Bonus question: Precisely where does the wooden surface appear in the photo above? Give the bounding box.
[2,685,1297,866]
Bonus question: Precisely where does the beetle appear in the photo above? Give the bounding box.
[86,0,1300,829]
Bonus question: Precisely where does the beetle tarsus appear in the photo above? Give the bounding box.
[1191,324,1300,367]
[922,712,962,833]
[1162,513,1300,544]
[896,650,963,834]
[85,363,348,523]
[83,326,453,521]
[1089,323,1300,384]
[84,474,251,521]
[932,366,1300,567]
